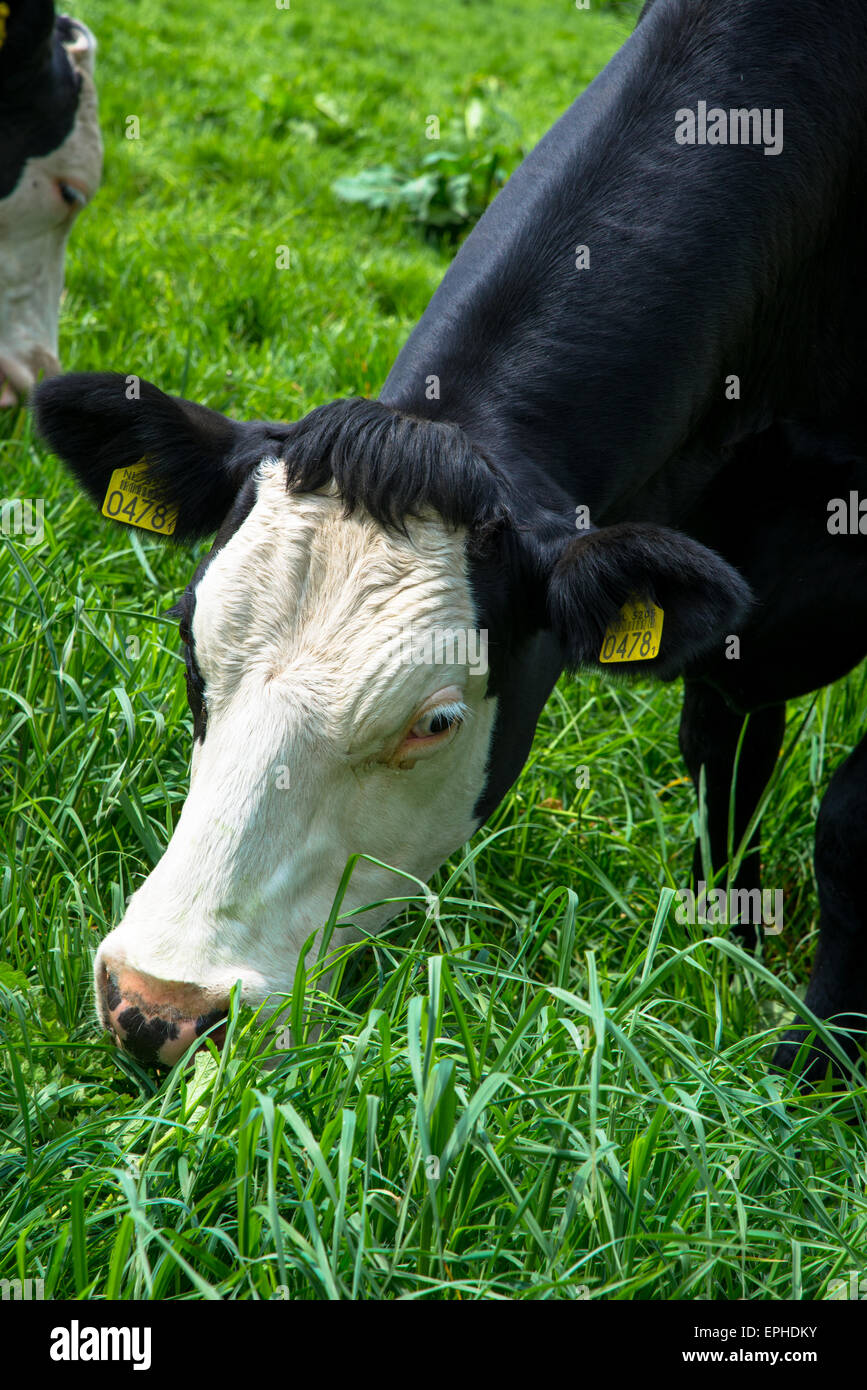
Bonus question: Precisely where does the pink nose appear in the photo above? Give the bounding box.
[97,959,228,1068]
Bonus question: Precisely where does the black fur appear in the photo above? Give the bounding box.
[381,0,867,522]
[281,396,515,536]
[0,1,83,200]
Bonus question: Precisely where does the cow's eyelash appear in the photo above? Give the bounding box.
[413,699,467,732]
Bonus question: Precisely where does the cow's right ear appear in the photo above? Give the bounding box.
[33,372,294,541]
[538,521,752,680]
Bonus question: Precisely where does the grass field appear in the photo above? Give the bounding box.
[2,0,867,1302]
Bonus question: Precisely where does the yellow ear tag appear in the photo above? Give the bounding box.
[599,597,664,663]
[102,460,178,536]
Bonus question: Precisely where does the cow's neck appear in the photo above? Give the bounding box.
[381,0,867,529]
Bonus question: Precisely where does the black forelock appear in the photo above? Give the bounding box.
[281,396,516,536]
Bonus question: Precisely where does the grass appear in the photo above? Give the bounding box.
[2,0,867,1301]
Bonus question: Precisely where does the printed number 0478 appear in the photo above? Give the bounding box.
[602,630,656,660]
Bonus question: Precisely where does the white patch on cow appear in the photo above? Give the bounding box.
[95,462,498,1007]
[0,22,102,403]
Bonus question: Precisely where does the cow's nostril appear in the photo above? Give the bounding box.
[113,1003,181,1067]
[195,1012,226,1042]
[97,960,228,1068]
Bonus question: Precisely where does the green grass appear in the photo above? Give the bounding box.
[2,0,867,1301]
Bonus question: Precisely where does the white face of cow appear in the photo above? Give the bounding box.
[96,463,498,1008]
[0,19,102,404]
[34,371,751,1064]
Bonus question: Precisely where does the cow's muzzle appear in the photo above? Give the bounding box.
[97,959,228,1067]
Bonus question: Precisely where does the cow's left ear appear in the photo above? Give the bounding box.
[541,523,751,679]
[33,372,294,541]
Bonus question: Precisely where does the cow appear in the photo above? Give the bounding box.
[0,0,102,406]
[34,0,867,1080]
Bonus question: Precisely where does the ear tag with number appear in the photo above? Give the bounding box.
[102,460,178,535]
[599,597,664,663]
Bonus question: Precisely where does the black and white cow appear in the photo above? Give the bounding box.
[0,0,101,405]
[35,0,867,1078]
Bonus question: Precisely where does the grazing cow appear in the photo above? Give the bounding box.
[0,0,101,406]
[35,0,867,1078]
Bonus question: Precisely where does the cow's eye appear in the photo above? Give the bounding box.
[408,700,466,742]
[384,687,467,766]
[57,180,87,209]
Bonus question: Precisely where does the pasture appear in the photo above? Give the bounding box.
[2,0,867,1301]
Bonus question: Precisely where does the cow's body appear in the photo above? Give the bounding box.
[35,0,867,1077]
[380,0,867,1068]
[0,0,102,405]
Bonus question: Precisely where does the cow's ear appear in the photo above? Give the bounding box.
[542,523,751,679]
[1,0,54,78]
[33,372,293,541]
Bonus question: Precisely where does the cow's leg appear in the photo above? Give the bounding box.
[678,680,786,947]
[774,733,867,1079]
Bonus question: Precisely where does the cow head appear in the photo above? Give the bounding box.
[0,1,102,405]
[34,372,750,1065]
